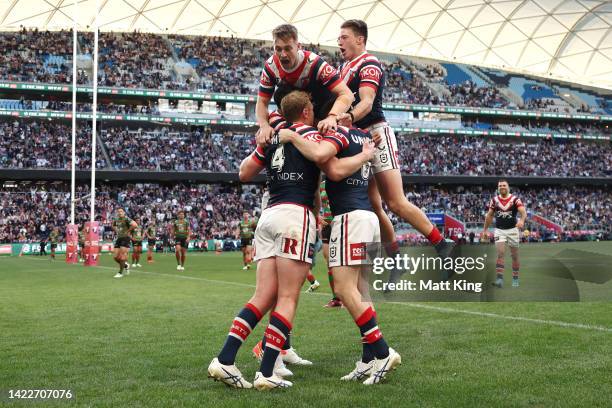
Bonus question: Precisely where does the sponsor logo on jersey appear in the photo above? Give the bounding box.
[350,243,366,261]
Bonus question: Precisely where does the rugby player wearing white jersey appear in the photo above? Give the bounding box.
[482,180,527,288]
[335,20,454,264]
[255,24,354,144]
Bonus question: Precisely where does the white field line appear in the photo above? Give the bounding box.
[11,256,612,333]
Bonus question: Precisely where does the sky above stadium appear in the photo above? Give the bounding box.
[1,0,611,89]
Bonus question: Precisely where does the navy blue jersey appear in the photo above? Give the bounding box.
[251,123,322,208]
[339,52,385,128]
[259,50,342,120]
[488,194,524,230]
[325,126,373,216]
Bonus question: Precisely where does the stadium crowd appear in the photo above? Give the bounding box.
[4,29,610,113]
[0,183,608,245]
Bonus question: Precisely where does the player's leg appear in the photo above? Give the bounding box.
[175,242,182,270]
[322,225,341,307]
[370,125,453,257]
[305,237,321,293]
[369,179,398,257]
[210,257,278,389]
[256,257,308,389]
[242,245,248,268]
[147,241,154,262]
[509,229,520,287]
[494,239,506,288]
[181,244,187,268]
[136,245,142,266]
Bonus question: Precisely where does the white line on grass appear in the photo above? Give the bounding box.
[13,256,612,333]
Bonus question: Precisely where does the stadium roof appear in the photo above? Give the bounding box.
[1,0,611,89]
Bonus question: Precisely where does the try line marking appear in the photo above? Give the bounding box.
[11,256,612,333]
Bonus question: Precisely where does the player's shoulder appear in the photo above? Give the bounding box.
[362,53,381,64]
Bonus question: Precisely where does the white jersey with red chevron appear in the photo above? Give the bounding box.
[488,194,524,230]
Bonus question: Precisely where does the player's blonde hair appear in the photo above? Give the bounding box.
[272,24,298,41]
[280,90,311,122]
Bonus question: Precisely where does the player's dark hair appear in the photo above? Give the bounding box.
[498,179,509,185]
[273,82,299,113]
[281,90,311,122]
[272,24,298,41]
[341,19,368,43]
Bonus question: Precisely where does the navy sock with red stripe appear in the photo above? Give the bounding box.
[260,312,292,377]
[218,303,262,365]
[356,306,389,359]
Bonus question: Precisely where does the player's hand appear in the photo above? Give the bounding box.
[362,140,375,161]
[278,129,295,144]
[480,231,488,243]
[256,123,274,146]
[516,220,525,230]
[337,112,352,127]
[318,115,338,133]
[317,215,328,228]
[371,130,383,146]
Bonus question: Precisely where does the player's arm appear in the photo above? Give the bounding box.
[482,208,494,240]
[339,86,375,127]
[128,220,137,233]
[516,205,527,229]
[318,81,354,133]
[255,66,276,145]
[239,146,266,182]
[320,140,375,181]
[278,129,337,164]
[313,176,322,225]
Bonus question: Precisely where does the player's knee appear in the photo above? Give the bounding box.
[386,194,408,215]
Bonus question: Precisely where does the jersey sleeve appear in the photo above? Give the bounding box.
[359,61,383,92]
[251,145,266,166]
[488,198,495,211]
[269,110,287,130]
[258,63,277,98]
[321,129,349,152]
[515,197,524,208]
[315,59,342,91]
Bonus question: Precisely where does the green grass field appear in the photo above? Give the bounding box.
[1,242,611,407]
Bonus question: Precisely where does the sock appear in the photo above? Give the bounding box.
[426,227,443,245]
[147,252,152,261]
[218,303,263,365]
[260,312,292,377]
[307,272,316,284]
[283,332,291,351]
[362,342,375,363]
[356,306,389,359]
[384,241,400,258]
[512,260,519,278]
[328,269,338,300]
[496,259,504,279]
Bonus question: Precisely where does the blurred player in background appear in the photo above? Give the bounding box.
[336,20,454,266]
[78,225,86,262]
[172,211,191,271]
[112,208,136,278]
[130,219,144,268]
[49,227,59,260]
[319,179,342,307]
[482,180,527,288]
[239,211,257,270]
[145,220,157,263]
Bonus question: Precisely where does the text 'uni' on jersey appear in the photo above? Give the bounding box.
[339,52,385,129]
[488,194,524,230]
[259,50,342,119]
[325,126,373,216]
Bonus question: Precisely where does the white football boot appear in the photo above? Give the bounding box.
[253,372,292,390]
[207,358,252,389]
[363,348,402,385]
[282,347,313,366]
[341,360,374,381]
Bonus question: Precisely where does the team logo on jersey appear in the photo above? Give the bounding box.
[271,144,286,172]
[361,162,371,179]
[281,237,298,255]
[329,246,337,259]
[350,243,366,261]
[380,153,388,164]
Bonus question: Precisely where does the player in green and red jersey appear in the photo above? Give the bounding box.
[49,227,59,260]
[172,211,191,271]
[130,219,144,267]
[239,211,258,270]
[145,220,157,263]
[112,208,137,278]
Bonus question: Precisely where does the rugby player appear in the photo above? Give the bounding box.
[49,227,59,260]
[145,220,157,263]
[482,180,527,288]
[320,179,343,306]
[335,20,454,264]
[130,219,144,267]
[239,211,257,270]
[280,93,401,385]
[255,23,354,145]
[111,208,137,278]
[172,211,190,271]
